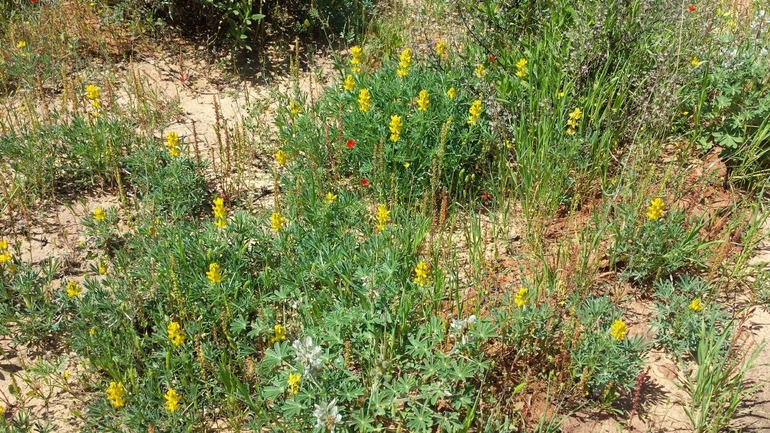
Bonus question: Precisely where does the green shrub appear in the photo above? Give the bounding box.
[156,0,377,53]
[275,44,497,206]
[568,296,647,404]
[651,275,728,360]
[609,198,705,282]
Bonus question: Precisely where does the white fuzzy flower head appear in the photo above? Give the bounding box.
[293,336,322,375]
[313,399,342,432]
[449,314,476,347]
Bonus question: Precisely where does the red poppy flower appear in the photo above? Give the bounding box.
[31,0,38,3]
[488,55,496,62]
[688,5,695,11]
[481,193,491,201]
[360,179,370,187]
[346,139,356,149]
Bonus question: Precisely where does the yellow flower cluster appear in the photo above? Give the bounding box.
[397,47,412,77]
[206,263,223,284]
[287,373,301,396]
[166,131,181,157]
[0,239,11,264]
[168,321,186,347]
[646,197,665,220]
[609,318,627,340]
[413,261,430,287]
[475,64,486,78]
[164,389,180,413]
[275,149,287,166]
[435,39,447,59]
[447,87,457,100]
[343,75,355,91]
[389,115,403,142]
[691,56,700,67]
[86,84,100,109]
[689,298,703,312]
[106,381,126,408]
[376,204,390,232]
[514,287,529,308]
[213,197,227,229]
[515,58,528,78]
[93,207,106,222]
[271,212,286,232]
[350,46,363,73]
[66,281,82,298]
[324,192,337,205]
[17,40,26,49]
[270,324,286,344]
[98,259,108,275]
[289,101,301,117]
[358,89,371,112]
[468,99,483,125]
[566,107,582,136]
[416,90,430,111]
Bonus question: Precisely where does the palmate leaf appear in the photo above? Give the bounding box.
[712,131,743,149]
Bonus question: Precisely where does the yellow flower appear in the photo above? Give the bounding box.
[271,212,286,232]
[89,327,96,336]
[691,57,700,66]
[514,287,529,308]
[287,373,301,396]
[447,87,457,100]
[63,371,70,381]
[164,389,180,413]
[324,192,337,205]
[399,47,412,69]
[416,90,429,111]
[275,149,287,166]
[350,45,363,73]
[0,239,10,264]
[467,99,483,125]
[270,324,286,343]
[213,197,227,229]
[568,107,582,122]
[17,40,26,49]
[206,263,223,284]
[376,204,390,232]
[389,115,403,142]
[86,84,100,101]
[403,162,410,168]
[397,47,412,77]
[166,131,180,157]
[646,197,665,220]
[413,261,430,287]
[609,319,627,340]
[289,101,301,117]
[358,88,371,112]
[557,91,565,98]
[66,281,82,298]
[98,260,108,275]
[689,298,703,312]
[168,321,186,347]
[566,107,582,135]
[213,197,227,221]
[475,63,486,78]
[93,207,106,222]
[343,75,355,91]
[106,381,126,408]
[435,39,448,59]
[515,58,528,78]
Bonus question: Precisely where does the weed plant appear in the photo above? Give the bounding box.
[1,0,769,430]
